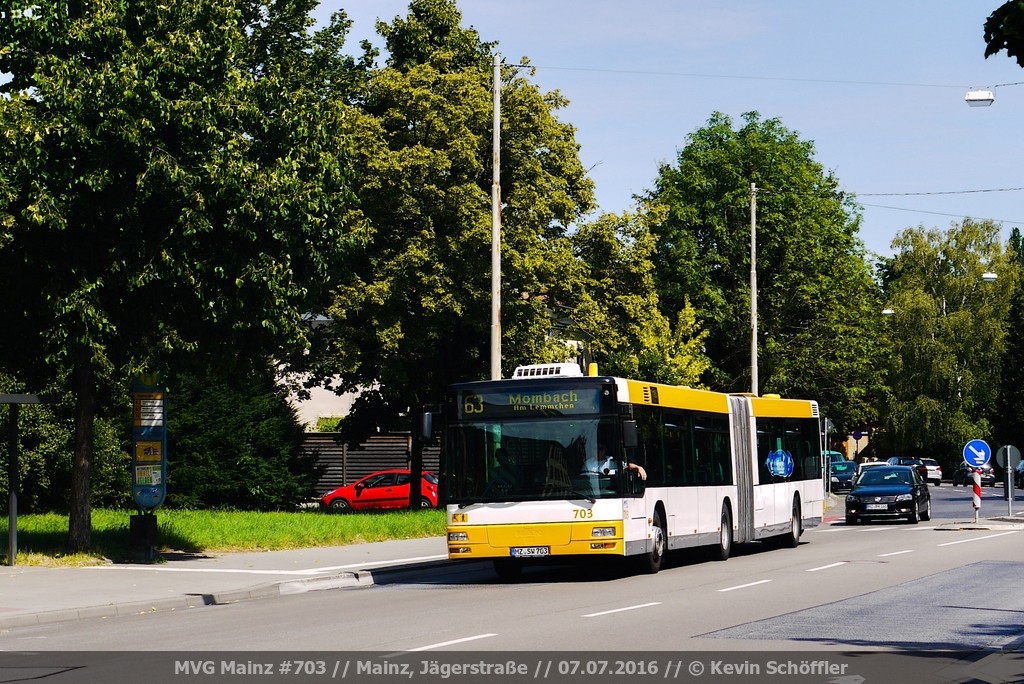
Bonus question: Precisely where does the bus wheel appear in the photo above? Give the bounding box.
[493,558,522,582]
[640,510,666,574]
[783,500,801,548]
[715,505,732,561]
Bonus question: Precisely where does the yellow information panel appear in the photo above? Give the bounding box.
[135,441,162,463]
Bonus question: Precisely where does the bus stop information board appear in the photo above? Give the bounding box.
[132,375,167,511]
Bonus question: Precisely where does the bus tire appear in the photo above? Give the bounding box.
[715,505,732,561]
[783,499,801,548]
[639,509,666,574]
[493,558,522,582]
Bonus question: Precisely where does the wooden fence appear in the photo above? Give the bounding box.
[303,432,441,497]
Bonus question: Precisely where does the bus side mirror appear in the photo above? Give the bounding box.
[622,420,638,449]
[417,410,435,441]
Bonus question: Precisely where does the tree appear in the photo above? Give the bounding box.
[0,1,361,549]
[878,220,1017,466]
[295,0,595,445]
[165,363,316,510]
[644,111,884,433]
[565,210,710,386]
[994,227,1024,453]
[984,1,1024,66]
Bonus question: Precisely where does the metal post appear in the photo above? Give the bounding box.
[7,404,18,566]
[973,469,981,524]
[750,182,758,396]
[490,53,502,380]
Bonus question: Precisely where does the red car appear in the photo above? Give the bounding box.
[321,469,439,511]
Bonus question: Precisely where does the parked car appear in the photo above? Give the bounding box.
[1016,460,1024,489]
[885,456,929,482]
[919,458,942,486]
[321,469,439,511]
[829,460,858,492]
[845,465,931,525]
[951,462,996,487]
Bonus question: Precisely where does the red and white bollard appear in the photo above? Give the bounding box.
[973,468,982,523]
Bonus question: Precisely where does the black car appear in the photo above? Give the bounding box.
[951,462,996,487]
[845,465,931,525]
[829,460,858,492]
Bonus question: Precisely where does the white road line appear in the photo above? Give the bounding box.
[878,549,914,557]
[806,562,847,572]
[717,579,772,592]
[404,633,498,652]
[583,602,661,617]
[937,531,1019,547]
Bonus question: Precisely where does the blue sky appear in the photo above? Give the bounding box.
[323,1,1024,257]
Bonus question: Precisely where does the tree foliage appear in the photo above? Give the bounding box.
[644,111,884,432]
[984,1,1024,66]
[164,364,316,510]
[293,0,595,444]
[0,0,361,548]
[878,220,1017,466]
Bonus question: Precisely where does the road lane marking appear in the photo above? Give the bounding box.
[937,531,1019,546]
[806,562,847,572]
[717,579,771,592]
[583,602,661,617]
[405,634,498,652]
[878,550,914,557]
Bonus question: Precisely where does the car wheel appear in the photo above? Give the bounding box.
[715,505,733,561]
[329,498,351,512]
[906,500,919,524]
[419,497,433,509]
[920,499,931,522]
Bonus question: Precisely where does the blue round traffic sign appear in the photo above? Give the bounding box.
[963,439,992,467]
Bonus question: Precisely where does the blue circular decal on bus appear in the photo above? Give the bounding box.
[766,449,794,478]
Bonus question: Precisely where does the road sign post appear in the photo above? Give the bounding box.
[995,445,1021,516]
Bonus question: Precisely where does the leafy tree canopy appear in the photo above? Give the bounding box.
[878,219,1018,463]
[0,0,363,548]
[292,0,595,444]
[644,111,883,433]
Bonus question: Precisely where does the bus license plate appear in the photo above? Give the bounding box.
[866,504,888,510]
[510,546,549,558]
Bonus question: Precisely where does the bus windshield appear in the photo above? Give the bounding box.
[445,417,621,503]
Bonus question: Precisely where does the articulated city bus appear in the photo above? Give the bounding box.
[434,362,823,579]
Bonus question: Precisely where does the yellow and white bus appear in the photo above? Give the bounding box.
[436,362,824,579]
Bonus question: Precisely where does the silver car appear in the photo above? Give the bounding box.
[919,458,942,486]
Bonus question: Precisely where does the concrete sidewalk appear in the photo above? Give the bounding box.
[0,536,449,629]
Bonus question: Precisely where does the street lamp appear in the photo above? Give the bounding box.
[965,89,995,107]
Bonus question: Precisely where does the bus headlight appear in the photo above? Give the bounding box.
[448,531,469,542]
[592,526,616,537]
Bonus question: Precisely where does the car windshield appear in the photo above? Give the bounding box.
[832,462,856,473]
[858,468,912,486]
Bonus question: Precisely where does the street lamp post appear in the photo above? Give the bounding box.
[490,53,502,380]
[750,182,758,396]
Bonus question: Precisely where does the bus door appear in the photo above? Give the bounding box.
[728,396,755,544]
[621,418,651,554]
